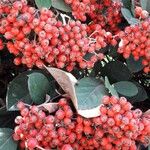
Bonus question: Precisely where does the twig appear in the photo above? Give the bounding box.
[60,13,71,25]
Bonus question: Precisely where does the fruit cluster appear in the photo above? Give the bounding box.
[64,0,122,33]
[13,96,150,150]
[118,18,150,73]
[0,0,111,71]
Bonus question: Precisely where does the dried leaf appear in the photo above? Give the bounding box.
[45,67,78,109]
[38,103,58,113]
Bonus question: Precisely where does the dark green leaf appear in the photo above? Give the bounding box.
[121,0,131,10]
[35,0,52,9]
[0,128,18,150]
[28,73,51,105]
[6,71,33,111]
[83,53,94,61]
[127,82,148,102]
[114,81,138,97]
[140,0,150,13]
[51,0,71,12]
[121,8,140,25]
[105,77,119,98]
[75,77,108,110]
[126,55,143,73]
[102,61,132,83]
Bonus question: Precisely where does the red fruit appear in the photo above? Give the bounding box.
[27,138,38,149]
[61,144,73,150]
[107,118,115,126]
[45,115,55,124]
[111,96,119,104]
[17,101,25,110]
[100,106,107,114]
[102,96,110,104]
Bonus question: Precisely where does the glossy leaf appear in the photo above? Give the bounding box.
[51,0,71,12]
[28,73,51,105]
[6,71,33,111]
[0,128,18,150]
[127,82,148,102]
[121,8,140,25]
[102,61,132,83]
[35,0,52,9]
[114,81,138,97]
[75,77,108,110]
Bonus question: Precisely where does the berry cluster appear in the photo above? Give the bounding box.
[64,0,122,33]
[64,0,95,21]
[0,0,108,71]
[13,96,150,150]
[118,18,150,73]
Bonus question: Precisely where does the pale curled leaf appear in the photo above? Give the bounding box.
[44,67,78,109]
[78,106,100,118]
[38,103,58,113]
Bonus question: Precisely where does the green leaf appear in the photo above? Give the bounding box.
[75,77,108,110]
[0,128,18,150]
[105,77,119,98]
[6,71,33,111]
[51,0,71,12]
[126,55,143,73]
[114,81,138,97]
[127,82,148,102]
[102,61,132,83]
[28,73,51,105]
[35,0,52,9]
[121,8,140,25]
[121,0,131,10]
[140,0,150,13]
[83,53,94,61]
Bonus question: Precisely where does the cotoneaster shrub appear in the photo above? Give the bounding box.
[0,0,149,150]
